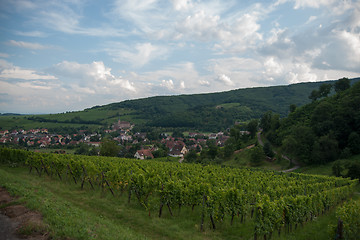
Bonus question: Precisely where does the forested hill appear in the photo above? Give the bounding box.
[99,78,359,131]
[261,78,360,165]
[1,78,358,132]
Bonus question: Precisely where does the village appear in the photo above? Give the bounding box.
[0,119,242,160]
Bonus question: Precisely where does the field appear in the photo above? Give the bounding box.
[0,148,359,239]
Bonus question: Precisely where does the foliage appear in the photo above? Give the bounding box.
[3,79,359,133]
[263,142,274,158]
[334,77,350,93]
[250,146,265,166]
[335,200,360,240]
[100,139,120,157]
[1,148,357,239]
[263,79,360,165]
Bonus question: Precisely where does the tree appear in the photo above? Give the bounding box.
[100,138,120,157]
[224,138,236,158]
[247,119,258,139]
[309,89,319,101]
[260,111,272,132]
[172,129,184,138]
[348,132,360,155]
[334,77,350,93]
[347,162,360,180]
[332,161,343,177]
[75,143,91,155]
[184,150,198,163]
[318,83,332,98]
[282,126,315,163]
[263,142,274,158]
[289,104,297,113]
[311,101,334,136]
[206,139,218,159]
[250,146,265,166]
[311,134,339,164]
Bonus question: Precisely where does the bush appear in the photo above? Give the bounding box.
[334,200,360,240]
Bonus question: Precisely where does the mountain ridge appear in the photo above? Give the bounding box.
[1,78,359,132]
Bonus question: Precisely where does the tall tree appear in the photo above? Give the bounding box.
[334,77,350,93]
[318,83,332,98]
[100,138,120,157]
[247,119,258,138]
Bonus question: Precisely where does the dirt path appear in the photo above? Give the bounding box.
[257,131,300,172]
[0,187,49,240]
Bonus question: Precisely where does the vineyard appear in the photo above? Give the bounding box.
[0,148,358,239]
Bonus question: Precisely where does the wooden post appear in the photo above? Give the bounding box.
[51,162,62,181]
[41,160,49,176]
[336,218,343,239]
[67,165,77,184]
[101,172,114,196]
[200,194,206,232]
[34,166,41,176]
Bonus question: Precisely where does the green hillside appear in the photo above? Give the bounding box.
[261,78,360,174]
[1,78,358,132]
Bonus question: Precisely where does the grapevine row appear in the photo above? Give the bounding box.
[0,148,357,238]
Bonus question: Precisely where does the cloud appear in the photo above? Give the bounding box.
[0,60,57,80]
[180,81,185,89]
[293,0,336,9]
[285,63,318,83]
[160,79,174,90]
[106,42,168,68]
[262,57,284,81]
[199,80,210,86]
[217,74,234,86]
[7,40,50,50]
[172,0,193,11]
[176,10,221,41]
[50,61,136,92]
[14,30,47,37]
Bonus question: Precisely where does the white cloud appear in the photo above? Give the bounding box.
[107,42,168,68]
[172,0,193,11]
[161,79,174,90]
[293,0,336,9]
[180,81,185,89]
[7,40,50,50]
[0,60,57,80]
[263,57,284,81]
[199,80,210,86]
[285,63,318,83]
[217,74,234,86]
[51,61,136,92]
[14,30,47,37]
[306,16,317,24]
[176,10,221,41]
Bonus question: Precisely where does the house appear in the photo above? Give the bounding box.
[208,133,217,139]
[217,136,230,147]
[134,149,154,160]
[113,119,131,130]
[168,145,188,157]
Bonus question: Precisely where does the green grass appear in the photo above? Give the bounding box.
[295,154,360,176]
[0,165,254,240]
[0,164,358,240]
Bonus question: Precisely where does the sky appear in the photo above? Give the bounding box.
[0,0,359,114]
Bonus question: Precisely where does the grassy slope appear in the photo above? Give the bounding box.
[1,163,358,240]
[294,154,360,176]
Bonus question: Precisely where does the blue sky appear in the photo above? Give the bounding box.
[0,0,359,114]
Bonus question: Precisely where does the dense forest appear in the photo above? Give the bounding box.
[261,78,360,169]
[99,79,359,131]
